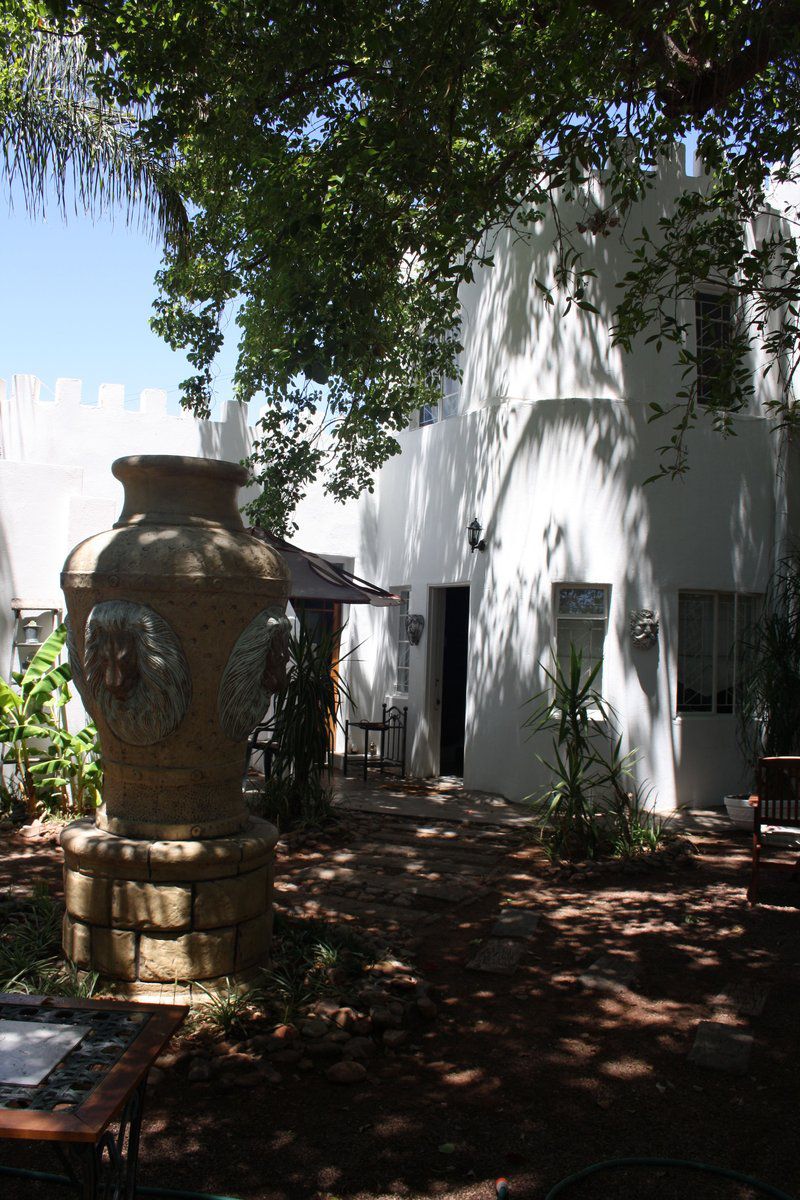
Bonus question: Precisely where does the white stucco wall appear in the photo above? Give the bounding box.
[329,153,792,808]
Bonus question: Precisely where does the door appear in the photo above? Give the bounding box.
[290,598,343,749]
[434,586,470,776]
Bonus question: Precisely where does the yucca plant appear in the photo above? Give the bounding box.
[262,620,353,829]
[523,646,661,860]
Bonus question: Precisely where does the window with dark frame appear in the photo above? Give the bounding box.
[695,290,734,407]
[677,591,760,714]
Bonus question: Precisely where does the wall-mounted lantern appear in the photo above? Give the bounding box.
[24,618,41,645]
[467,517,486,553]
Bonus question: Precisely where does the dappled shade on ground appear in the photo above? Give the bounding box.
[0,811,798,1200]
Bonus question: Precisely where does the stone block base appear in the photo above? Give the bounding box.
[61,816,278,994]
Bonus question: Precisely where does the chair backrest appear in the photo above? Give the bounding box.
[758,756,800,825]
[381,704,408,767]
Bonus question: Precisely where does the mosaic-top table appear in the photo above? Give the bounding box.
[0,992,187,1199]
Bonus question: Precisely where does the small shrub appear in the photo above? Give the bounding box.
[195,979,258,1038]
[524,646,667,861]
[0,885,98,996]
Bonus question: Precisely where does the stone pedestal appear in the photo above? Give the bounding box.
[62,817,278,1001]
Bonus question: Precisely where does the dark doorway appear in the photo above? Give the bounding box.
[439,586,470,776]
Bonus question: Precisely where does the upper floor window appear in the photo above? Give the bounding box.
[695,290,734,407]
[394,589,410,694]
[677,591,760,713]
[555,584,609,692]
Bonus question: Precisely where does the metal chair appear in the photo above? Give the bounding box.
[748,755,800,904]
[245,719,279,782]
[344,704,408,781]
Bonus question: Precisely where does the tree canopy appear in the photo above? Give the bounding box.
[18,1,800,528]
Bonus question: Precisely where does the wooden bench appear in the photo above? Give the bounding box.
[748,755,800,904]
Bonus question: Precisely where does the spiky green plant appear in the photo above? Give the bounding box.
[262,620,353,829]
[523,646,664,861]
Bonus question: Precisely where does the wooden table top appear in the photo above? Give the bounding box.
[0,993,188,1143]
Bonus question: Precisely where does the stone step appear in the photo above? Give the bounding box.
[332,840,504,867]
[289,849,490,881]
[348,824,515,851]
[275,894,430,929]
[291,864,479,903]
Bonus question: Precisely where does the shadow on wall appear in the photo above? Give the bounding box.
[351,172,773,804]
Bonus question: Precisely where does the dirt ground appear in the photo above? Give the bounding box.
[1,811,799,1200]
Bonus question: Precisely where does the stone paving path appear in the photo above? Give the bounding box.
[274,789,776,1079]
[273,809,522,940]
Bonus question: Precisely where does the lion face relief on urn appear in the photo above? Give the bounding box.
[75,600,192,746]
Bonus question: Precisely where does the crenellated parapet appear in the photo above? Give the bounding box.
[0,375,254,425]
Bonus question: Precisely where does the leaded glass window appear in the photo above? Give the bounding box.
[696,291,734,407]
[677,591,761,713]
[555,584,609,691]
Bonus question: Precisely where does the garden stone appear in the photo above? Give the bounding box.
[304,1038,343,1060]
[416,996,438,1020]
[300,1018,329,1039]
[491,909,541,939]
[343,1037,377,1060]
[383,1029,408,1049]
[467,939,524,975]
[333,1006,359,1029]
[579,952,639,993]
[260,1066,282,1085]
[188,1058,212,1083]
[328,1029,351,1044]
[370,1005,402,1030]
[688,1022,753,1074]
[271,1048,303,1065]
[327,1060,368,1084]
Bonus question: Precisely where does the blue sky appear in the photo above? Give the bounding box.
[0,188,239,416]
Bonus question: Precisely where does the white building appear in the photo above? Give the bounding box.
[2,150,795,808]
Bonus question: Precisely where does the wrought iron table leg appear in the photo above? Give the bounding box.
[56,1074,148,1200]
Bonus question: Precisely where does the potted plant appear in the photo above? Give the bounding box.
[731,556,800,825]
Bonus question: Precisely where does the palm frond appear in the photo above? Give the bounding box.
[1,29,188,248]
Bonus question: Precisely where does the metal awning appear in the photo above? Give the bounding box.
[248,529,400,607]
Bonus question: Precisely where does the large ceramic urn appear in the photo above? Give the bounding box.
[60,455,290,998]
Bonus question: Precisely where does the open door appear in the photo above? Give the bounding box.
[427,586,470,777]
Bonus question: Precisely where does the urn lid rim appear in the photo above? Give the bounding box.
[112,454,248,486]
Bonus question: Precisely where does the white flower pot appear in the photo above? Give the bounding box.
[724,793,754,830]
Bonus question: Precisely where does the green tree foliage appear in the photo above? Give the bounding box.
[29,1,800,527]
[0,624,102,817]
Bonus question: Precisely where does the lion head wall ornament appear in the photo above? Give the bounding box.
[218,607,292,740]
[630,608,660,650]
[79,601,192,745]
[405,613,425,645]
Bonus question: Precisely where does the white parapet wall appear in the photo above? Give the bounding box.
[0,375,257,711]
